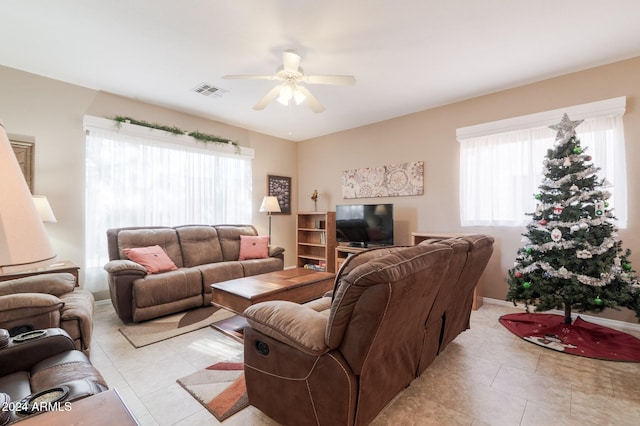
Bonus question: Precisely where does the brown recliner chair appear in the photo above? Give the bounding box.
[438,234,494,350]
[242,243,454,426]
[418,234,495,356]
[413,234,495,371]
[0,328,107,424]
[0,273,95,355]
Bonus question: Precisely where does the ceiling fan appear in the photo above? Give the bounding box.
[223,49,356,113]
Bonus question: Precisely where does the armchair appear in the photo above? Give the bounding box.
[0,328,107,424]
[0,273,95,355]
[243,243,454,426]
[417,234,495,355]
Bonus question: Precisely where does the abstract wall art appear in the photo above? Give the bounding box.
[341,161,424,199]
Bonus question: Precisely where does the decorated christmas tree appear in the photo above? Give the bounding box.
[506,113,640,324]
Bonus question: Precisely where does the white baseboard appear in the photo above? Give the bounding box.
[483,297,640,334]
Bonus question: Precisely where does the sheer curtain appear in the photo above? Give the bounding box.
[83,116,253,293]
[459,115,627,228]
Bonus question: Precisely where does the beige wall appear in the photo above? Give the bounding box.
[298,56,640,324]
[2,57,639,324]
[0,65,298,300]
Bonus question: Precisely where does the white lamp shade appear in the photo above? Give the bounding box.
[259,196,281,213]
[33,195,57,223]
[0,123,56,268]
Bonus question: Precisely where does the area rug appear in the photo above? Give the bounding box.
[499,313,640,362]
[177,361,248,422]
[119,305,235,348]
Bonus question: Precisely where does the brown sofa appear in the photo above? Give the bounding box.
[0,273,95,355]
[104,224,285,322]
[242,234,493,425]
[0,328,107,424]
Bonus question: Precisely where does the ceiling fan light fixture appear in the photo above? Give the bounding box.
[226,49,354,112]
[277,84,293,105]
[293,88,306,105]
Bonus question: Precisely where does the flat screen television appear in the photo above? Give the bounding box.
[336,203,394,247]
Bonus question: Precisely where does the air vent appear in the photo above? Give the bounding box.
[192,82,227,97]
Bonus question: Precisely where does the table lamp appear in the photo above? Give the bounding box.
[32,195,57,223]
[0,122,56,273]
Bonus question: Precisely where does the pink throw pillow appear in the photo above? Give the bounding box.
[123,245,178,274]
[239,235,270,260]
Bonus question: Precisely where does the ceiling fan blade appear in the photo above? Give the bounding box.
[223,75,279,80]
[283,49,301,73]
[303,75,356,86]
[253,85,282,110]
[296,86,325,113]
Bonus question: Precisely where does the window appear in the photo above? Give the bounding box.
[457,97,627,228]
[83,116,254,293]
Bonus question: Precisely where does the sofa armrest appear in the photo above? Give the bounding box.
[0,293,64,323]
[0,273,75,297]
[103,259,147,276]
[244,301,328,355]
[0,328,75,377]
[268,245,285,258]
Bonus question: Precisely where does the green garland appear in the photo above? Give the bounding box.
[111,116,239,150]
[187,130,231,144]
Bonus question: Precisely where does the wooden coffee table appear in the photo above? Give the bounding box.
[210,268,335,340]
[211,267,335,314]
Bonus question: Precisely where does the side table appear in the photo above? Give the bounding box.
[0,259,80,286]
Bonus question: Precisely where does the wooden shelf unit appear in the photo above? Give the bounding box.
[296,211,336,273]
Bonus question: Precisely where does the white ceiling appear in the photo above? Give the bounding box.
[2,0,640,141]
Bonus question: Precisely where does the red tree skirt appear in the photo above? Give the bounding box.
[499,313,640,362]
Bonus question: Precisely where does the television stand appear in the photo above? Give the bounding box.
[348,242,368,248]
[335,246,368,271]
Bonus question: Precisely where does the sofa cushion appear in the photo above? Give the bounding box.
[123,245,178,274]
[240,257,285,277]
[244,301,329,354]
[215,225,259,261]
[117,228,184,268]
[239,235,270,260]
[198,262,244,299]
[176,225,224,267]
[132,268,202,308]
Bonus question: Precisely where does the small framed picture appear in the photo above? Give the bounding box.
[10,139,35,193]
[267,175,291,214]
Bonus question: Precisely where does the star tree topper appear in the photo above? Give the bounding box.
[548,113,583,141]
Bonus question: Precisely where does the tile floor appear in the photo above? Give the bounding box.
[90,301,640,425]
